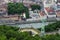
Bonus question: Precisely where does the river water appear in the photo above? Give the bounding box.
[18,22,52,28]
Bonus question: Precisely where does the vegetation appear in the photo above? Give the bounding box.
[38,21,60,32]
[8,3,29,18]
[8,3,41,18]
[0,25,60,40]
[0,25,41,40]
[31,4,41,11]
[42,33,60,40]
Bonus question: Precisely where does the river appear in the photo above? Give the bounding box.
[17,22,53,28]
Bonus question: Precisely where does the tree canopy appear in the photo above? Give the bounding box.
[38,21,60,32]
[0,25,60,40]
[31,4,41,11]
[8,3,29,18]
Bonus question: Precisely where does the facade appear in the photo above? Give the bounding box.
[42,0,57,21]
[27,10,40,21]
[0,0,8,16]
[56,0,60,10]
[43,0,56,18]
[56,10,60,17]
[29,10,40,18]
[22,0,41,7]
[0,4,7,16]
[56,0,60,18]
[2,0,41,7]
[43,0,56,7]
[39,11,47,20]
[0,15,21,21]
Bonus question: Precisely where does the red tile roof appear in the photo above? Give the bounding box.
[45,7,54,12]
[39,11,44,16]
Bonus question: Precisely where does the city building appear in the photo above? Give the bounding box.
[56,0,60,10]
[43,0,56,18]
[0,15,21,21]
[21,0,41,7]
[0,0,8,16]
[42,0,57,21]
[39,11,47,20]
[2,0,42,7]
[0,4,7,16]
[0,0,59,22]
[56,10,60,17]
[29,10,40,18]
[55,0,60,20]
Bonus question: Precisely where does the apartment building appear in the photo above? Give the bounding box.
[43,0,56,7]
[0,15,21,21]
[0,4,8,16]
[56,0,60,20]
[42,0,57,21]
[43,0,56,18]
[39,11,47,20]
[0,0,8,16]
[56,0,60,10]
[3,0,41,7]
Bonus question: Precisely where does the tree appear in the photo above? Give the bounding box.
[31,4,41,11]
[9,38,16,40]
[8,3,29,18]
[1,25,60,40]
[0,35,7,40]
[38,21,60,32]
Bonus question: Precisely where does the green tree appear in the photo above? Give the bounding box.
[38,21,60,32]
[8,3,29,18]
[9,38,16,40]
[0,35,7,40]
[31,4,41,11]
[1,25,60,40]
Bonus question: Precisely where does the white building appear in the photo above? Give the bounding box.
[39,11,47,20]
[56,0,60,10]
[26,10,40,21]
[29,10,40,18]
[43,0,56,18]
[2,0,41,7]
[43,0,56,7]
